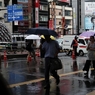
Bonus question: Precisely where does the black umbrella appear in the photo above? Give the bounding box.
[26,27,58,37]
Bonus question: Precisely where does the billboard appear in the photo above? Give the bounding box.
[58,0,69,3]
[85,16,95,30]
[85,2,95,15]
[49,20,54,30]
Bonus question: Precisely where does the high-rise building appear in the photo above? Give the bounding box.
[71,0,95,34]
[0,0,73,37]
[0,0,12,42]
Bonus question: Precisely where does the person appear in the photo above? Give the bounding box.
[0,73,13,95]
[39,37,45,64]
[42,35,61,89]
[71,36,78,56]
[91,16,95,30]
[26,40,36,61]
[83,36,95,78]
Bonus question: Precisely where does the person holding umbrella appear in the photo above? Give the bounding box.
[26,40,36,63]
[39,35,56,64]
[42,35,61,89]
[39,36,45,64]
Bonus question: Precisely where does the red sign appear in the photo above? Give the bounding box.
[62,17,65,28]
[35,0,39,7]
[58,0,69,3]
[35,0,39,27]
[49,20,54,30]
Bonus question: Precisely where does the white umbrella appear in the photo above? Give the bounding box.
[25,34,41,40]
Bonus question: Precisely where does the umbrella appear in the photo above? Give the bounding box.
[40,35,56,40]
[79,31,95,38]
[25,34,41,40]
[26,27,58,37]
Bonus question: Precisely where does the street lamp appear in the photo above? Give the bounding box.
[48,0,57,30]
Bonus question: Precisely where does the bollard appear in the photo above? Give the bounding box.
[71,50,76,60]
[35,49,40,57]
[3,50,7,61]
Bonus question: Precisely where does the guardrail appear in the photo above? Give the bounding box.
[0,42,40,55]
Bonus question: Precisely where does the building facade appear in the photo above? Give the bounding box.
[71,0,95,34]
[0,0,12,42]
[0,0,73,38]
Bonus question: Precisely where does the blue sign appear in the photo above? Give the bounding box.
[7,4,23,21]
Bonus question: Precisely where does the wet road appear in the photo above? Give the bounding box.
[1,53,95,95]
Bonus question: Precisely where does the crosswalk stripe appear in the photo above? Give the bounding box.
[9,68,94,88]
[9,69,83,88]
[86,90,95,95]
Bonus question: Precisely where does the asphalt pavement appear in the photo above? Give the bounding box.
[0,53,95,95]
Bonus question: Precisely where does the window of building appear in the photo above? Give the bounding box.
[0,2,2,7]
[39,15,48,21]
[65,19,71,25]
[17,0,28,2]
[16,37,20,41]
[23,16,29,20]
[40,5,48,11]
[23,4,28,8]
[65,10,71,16]
[59,22,61,25]
[59,12,61,15]
[4,0,10,7]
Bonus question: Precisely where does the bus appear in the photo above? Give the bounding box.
[11,33,40,49]
[12,33,29,49]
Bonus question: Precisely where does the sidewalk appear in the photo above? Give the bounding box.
[0,51,27,59]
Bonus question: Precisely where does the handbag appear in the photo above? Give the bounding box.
[50,57,63,71]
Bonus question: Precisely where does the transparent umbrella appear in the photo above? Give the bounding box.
[25,34,41,40]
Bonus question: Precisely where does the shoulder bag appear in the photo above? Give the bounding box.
[50,57,63,71]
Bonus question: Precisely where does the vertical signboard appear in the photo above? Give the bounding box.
[35,0,39,27]
[62,17,65,28]
[49,20,54,30]
[58,0,70,3]
[73,8,76,34]
[7,4,23,21]
[85,2,95,16]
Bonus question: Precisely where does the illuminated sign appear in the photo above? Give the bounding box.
[58,0,69,3]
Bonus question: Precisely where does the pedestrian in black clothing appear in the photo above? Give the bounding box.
[42,35,60,89]
[26,40,36,60]
[39,38,45,64]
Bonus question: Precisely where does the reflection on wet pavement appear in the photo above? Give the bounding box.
[1,56,95,95]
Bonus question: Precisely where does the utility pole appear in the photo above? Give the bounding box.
[77,0,79,35]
